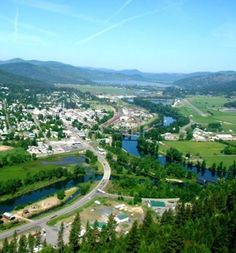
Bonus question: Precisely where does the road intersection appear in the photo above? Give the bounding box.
[0,122,111,244]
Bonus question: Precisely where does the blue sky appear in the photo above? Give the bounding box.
[0,0,236,72]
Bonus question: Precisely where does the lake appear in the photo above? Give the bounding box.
[0,156,102,213]
[122,136,223,184]
[163,116,176,126]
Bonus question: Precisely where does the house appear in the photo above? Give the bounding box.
[148,200,166,209]
[215,134,234,141]
[3,212,15,220]
[115,213,129,224]
[91,221,107,231]
[115,204,126,210]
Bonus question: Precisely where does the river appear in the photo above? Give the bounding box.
[122,136,223,184]
[0,156,102,213]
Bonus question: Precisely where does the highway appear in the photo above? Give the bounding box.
[0,121,111,243]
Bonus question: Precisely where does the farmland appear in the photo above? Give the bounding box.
[159,140,236,167]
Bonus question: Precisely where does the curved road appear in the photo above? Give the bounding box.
[0,138,111,241]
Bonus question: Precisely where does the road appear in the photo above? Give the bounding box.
[183,99,207,117]
[0,121,111,244]
[31,114,50,145]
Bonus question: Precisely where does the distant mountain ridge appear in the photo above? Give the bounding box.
[0,58,205,84]
[0,59,235,90]
[174,71,236,92]
[0,69,48,88]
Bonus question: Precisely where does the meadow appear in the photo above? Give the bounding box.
[0,152,82,183]
[57,84,135,95]
[160,140,236,167]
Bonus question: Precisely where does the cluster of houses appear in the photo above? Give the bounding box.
[0,102,37,141]
[27,142,51,156]
[113,108,153,129]
[193,128,236,142]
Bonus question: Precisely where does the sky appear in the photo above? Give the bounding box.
[0,0,236,72]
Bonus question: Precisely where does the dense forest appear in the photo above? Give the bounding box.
[132,98,189,132]
[1,179,236,252]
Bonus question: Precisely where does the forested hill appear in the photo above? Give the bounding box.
[174,71,236,93]
[0,69,48,88]
[0,59,211,85]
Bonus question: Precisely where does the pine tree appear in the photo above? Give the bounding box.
[1,238,9,253]
[69,212,81,252]
[126,220,140,253]
[35,232,41,247]
[100,214,116,251]
[28,234,35,253]
[10,231,18,253]
[57,222,65,253]
[18,235,28,253]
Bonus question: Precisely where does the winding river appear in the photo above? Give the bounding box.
[0,156,102,213]
[122,136,223,184]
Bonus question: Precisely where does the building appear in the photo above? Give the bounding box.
[148,200,166,209]
[215,134,235,141]
[162,132,179,141]
[91,221,107,231]
[3,212,15,220]
[115,213,129,224]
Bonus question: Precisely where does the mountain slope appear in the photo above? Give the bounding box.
[0,60,146,84]
[0,59,186,84]
[0,69,48,88]
[174,71,236,92]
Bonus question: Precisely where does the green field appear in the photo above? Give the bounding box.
[178,95,236,133]
[159,140,236,167]
[57,84,135,95]
[0,152,82,183]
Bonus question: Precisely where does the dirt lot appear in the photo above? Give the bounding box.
[15,196,60,218]
[60,198,145,234]
[14,187,78,218]
[0,145,13,152]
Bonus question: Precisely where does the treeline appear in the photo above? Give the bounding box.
[0,167,68,196]
[133,98,189,128]
[106,144,200,201]
[0,148,32,168]
[224,100,236,108]
[97,111,114,125]
[85,150,97,164]
[2,180,236,252]
[133,98,189,137]
[137,137,159,157]
[3,136,37,150]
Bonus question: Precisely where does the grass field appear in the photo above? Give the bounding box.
[159,141,236,167]
[0,152,82,183]
[178,95,236,133]
[57,84,135,95]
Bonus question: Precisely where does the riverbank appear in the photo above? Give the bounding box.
[0,177,67,203]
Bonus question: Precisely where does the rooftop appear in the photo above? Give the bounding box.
[149,200,166,208]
